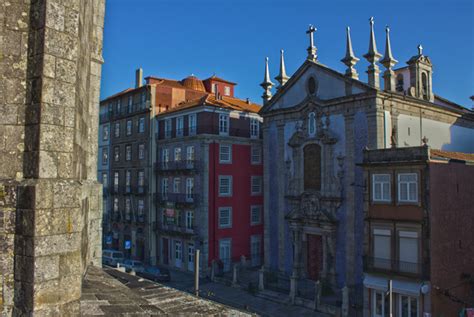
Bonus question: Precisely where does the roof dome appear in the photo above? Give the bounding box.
[181,75,206,92]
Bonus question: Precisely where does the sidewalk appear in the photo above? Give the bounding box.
[162,267,331,317]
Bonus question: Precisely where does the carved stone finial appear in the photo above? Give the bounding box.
[260,57,274,105]
[275,49,289,89]
[341,26,360,79]
[422,136,429,146]
[380,26,398,92]
[363,17,382,89]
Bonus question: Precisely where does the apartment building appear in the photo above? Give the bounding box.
[154,85,264,273]
[362,146,474,317]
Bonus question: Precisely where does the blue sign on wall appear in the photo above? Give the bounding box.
[125,240,131,250]
[106,235,112,245]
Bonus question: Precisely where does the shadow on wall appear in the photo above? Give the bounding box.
[441,112,474,153]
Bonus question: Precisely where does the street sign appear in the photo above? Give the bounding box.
[106,235,112,245]
[125,240,131,250]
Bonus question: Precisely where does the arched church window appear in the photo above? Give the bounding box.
[421,73,428,100]
[304,143,321,191]
[308,112,316,135]
[396,74,404,92]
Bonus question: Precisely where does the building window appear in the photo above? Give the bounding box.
[219,239,232,272]
[372,290,389,317]
[126,120,132,136]
[218,176,232,197]
[211,83,217,93]
[114,146,120,162]
[137,199,144,221]
[114,172,119,192]
[186,146,195,162]
[175,241,182,262]
[396,74,404,92]
[398,295,419,317]
[251,145,262,164]
[127,96,133,113]
[138,117,145,133]
[251,176,262,195]
[102,147,108,165]
[116,99,121,114]
[308,112,316,135]
[219,144,232,163]
[250,118,259,138]
[138,170,145,192]
[173,177,181,193]
[224,86,230,96]
[218,207,232,228]
[125,145,132,161]
[250,205,262,225]
[250,235,262,266]
[174,147,182,161]
[125,170,131,193]
[188,114,197,135]
[162,148,169,168]
[186,178,194,201]
[164,119,172,138]
[219,113,229,135]
[398,231,419,273]
[101,172,108,188]
[186,211,194,229]
[125,198,131,221]
[373,228,391,269]
[176,116,184,137]
[372,174,391,202]
[398,173,418,203]
[161,178,168,199]
[138,144,145,160]
[102,125,109,141]
[141,91,146,108]
[113,197,119,212]
[114,122,120,138]
[421,72,428,100]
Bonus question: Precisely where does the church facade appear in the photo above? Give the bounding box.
[259,19,474,312]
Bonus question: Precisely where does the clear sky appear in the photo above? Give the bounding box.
[101,0,473,107]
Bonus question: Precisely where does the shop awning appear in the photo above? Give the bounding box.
[363,274,422,297]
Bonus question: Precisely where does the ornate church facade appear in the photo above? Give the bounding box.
[259,19,474,311]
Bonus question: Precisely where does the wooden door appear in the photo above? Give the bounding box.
[163,238,169,265]
[306,234,322,281]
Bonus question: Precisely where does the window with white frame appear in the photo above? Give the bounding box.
[137,199,144,218]
[164,119,172,138]
[211,83,217,93]
[251,145,261,164]
[186,211,194,229]
[372,290,389,317]
[161,178,168,198]
[125,145,132,161]
[113,197,119,212]
[372,174,391,202]
[125,170,131,193]
[224,86,230,96]
[398,295,419,317]
[125,198,131,220]
[116,99,121,113]
[373,228,391,269]
[127,96,132,113]
[398,173,418,203]
[218,207,232,228]
[138,144,145,160]
[186,178,194,201]
[173,178,181,193]
[176,116,184,137]
[126,120,132,136]
[162,148,169,168]
[218,176,232,196]
[138,117,145,133]
[251,176,262,195]
[102,147,108,165]
[250,205,262,225]
[398,231,419,273]
[102,172,108,188]
[219,113,229,135]
[114,146,120,162]
[138,170,145,188]
[186,146,195,162]
[250,118,259,138]
[188,114,197,135]
[114,122,120,138]
[219,144,231,163]
[308,112,316,135]
[102,125,109,141]
[174,147,182,161]
[114,172,119,192]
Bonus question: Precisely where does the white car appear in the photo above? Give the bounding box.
[121,259,145,273]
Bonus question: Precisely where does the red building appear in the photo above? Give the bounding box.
[154,76,264,273]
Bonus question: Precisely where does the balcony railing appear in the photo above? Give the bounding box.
[364,256,428,278]
[153,221,197,236]
[155,160,200,172]
[108,185,148,195]
[158,124,262,140]
[155,193,199,206]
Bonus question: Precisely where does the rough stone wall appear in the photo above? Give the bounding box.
[0,0,105,315]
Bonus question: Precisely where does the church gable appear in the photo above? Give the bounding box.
[262,62,370,113]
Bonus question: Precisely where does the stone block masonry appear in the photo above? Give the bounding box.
[0,0,105,315]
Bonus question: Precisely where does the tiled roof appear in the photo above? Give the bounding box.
[431,149,474,163]
[157,94,261,116]
[101,88,135,103]
[204,75,237,85]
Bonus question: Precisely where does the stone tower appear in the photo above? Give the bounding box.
[0,0,105,315]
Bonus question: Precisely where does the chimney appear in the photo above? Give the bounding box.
[135,68,143,88]
[215,84,219,99]
[470,96,474,111]
[246,98,250,104]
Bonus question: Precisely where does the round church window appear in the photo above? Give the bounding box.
[308,77,317,95]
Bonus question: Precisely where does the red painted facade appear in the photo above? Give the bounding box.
[208,143,264,265]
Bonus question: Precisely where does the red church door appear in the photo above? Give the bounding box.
[307,234,322,281]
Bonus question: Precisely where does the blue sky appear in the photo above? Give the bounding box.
[101,0,473,107]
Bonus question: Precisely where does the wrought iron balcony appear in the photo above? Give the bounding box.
[153,221,197,236]
[363,256,428,279]
[155,160,200,173]
[155,193,199,206]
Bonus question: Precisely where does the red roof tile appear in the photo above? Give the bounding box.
[430,149,474,163]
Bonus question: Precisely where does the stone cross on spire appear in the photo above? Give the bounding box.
[306,24,318,62]
[363,16,382,89]
[275,49,289,89]
[260,57,274,105]
[418,44,423,55]
[341,26,360,80]
[380,26,398,91]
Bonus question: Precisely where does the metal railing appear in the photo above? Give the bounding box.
[154,220,197,235]
[155,160,200,172]
[155,193,199,205]
[158,124,262,140]
[363,256,426,278]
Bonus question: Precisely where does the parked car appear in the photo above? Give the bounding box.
[137,266,171,282]
[102,249,125,267]
[121,259,145,273]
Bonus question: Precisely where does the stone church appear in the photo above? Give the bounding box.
[259,19,474,309]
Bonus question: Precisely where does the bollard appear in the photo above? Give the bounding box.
[342,285,349,317]
[258,266,264,291]
[210,260,216,282]
[289,273,297,304]
[194,249,200,296]
[232,264,238,287]
[314,280,321,310]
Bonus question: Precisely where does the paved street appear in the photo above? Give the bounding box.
[161,267,330,317]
